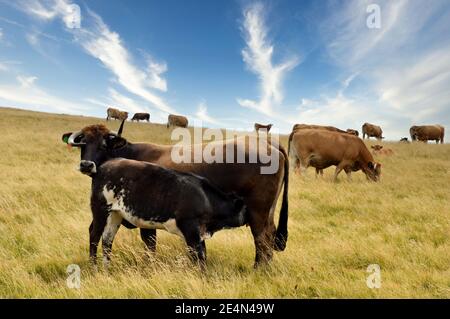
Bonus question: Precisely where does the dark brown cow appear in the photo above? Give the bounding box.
[362,123,383,140]
[167,114,188,128]
[371,145,394,156]
[289,129,381,182]
[254,123,273,132]
[106,107,128,121]
[346,129,359,136]
[89,158,248,268]
[131,113,150,122]
[62,121,289,267]
[410,125,445,144]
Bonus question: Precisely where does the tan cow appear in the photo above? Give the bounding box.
[255,123,273,133]
[288,124,349,176]
[167,114,188,128]
[371,145,394,156]
[362,123,383,140]
[289,129,381,182]
[410,125,445,144]
[106,107,128,121]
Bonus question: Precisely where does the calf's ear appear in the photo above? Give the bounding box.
[62,132,72,144]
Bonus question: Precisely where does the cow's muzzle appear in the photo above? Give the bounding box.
[79,160,97,175]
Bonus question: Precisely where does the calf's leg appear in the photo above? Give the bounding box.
[179,222,206,268]
[102,211,123,268]
[140,229,157,252]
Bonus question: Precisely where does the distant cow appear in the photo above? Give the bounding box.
[106,107,128,121]
[131,113,150,122]
[346,129,359,137]
[371,145,394,156]
[255,123,273,133]
[362,123,383,140]
[410,125,445,144]
[167,114,188,128]
[400,137,409,143]
[289,129,381,182]
[88,158,248,268]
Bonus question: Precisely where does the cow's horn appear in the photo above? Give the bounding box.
[67,131,86,146]
[117,120,125,137]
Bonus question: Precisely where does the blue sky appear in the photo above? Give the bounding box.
[0,0,449,139]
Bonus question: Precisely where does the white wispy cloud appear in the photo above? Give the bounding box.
[237,2,299,116]
[0,28,3,40]
[0,75,88,114]
[315,0,450,138]
[194,100,220,125]
[13,0,175,114]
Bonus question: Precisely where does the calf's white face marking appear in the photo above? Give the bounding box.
[102,186,185,239]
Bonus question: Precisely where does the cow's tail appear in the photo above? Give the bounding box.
[274,145,289,251]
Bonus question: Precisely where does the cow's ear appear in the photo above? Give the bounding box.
[62,132,72,144]
[371,145,375,149]
[107,135,127,149]
[368,162,374,169]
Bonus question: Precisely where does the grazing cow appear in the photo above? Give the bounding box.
[346,129,359,137]
[167,114,188,128]
[410,125,445,144]
[289,129,381,182]
[254,123,273,133]
[288,124,349,175]
[371,145,394,156]
[88,158,248,268]
[106,107,128,121]
[362,123,383,140]
[131,113,150,122]
[62,121,289,267]
[400,137,409,143]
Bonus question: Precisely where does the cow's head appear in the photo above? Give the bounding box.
[365,162,382,182]
[371,145,383,151]
[62,120,127,176]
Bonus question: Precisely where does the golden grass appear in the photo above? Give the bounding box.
[0,107,449,298]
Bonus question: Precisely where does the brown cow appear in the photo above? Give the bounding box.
[346,129,359,136]
[167,114,188,128]
[362,123,383,140]
[410,125,445,144]
[106,107,128,121]
[131,113,150,122]
[288,124,349,176]
[289,129,381,182]
[255,123,273,133]
[371,145,394,156]
[62,122,289,267]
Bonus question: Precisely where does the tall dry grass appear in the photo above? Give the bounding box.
[0,107,449,298]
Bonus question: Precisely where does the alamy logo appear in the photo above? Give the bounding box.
[170,126,280,174]
[66,264,81,289]
[366,264,381,289]
[366,4,381,29]
[64,4,81,29]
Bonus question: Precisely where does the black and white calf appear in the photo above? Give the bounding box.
[89,158,248,267]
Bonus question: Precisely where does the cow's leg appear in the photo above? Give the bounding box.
[333,164,345,182]
[102,211,123,269]
[140,229,157,252]
[344,168,352,181]
[89,216,107,266]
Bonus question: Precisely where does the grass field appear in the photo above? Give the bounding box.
[0,107,449,298]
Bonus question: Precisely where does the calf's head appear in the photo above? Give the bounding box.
[62,121,127,176]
